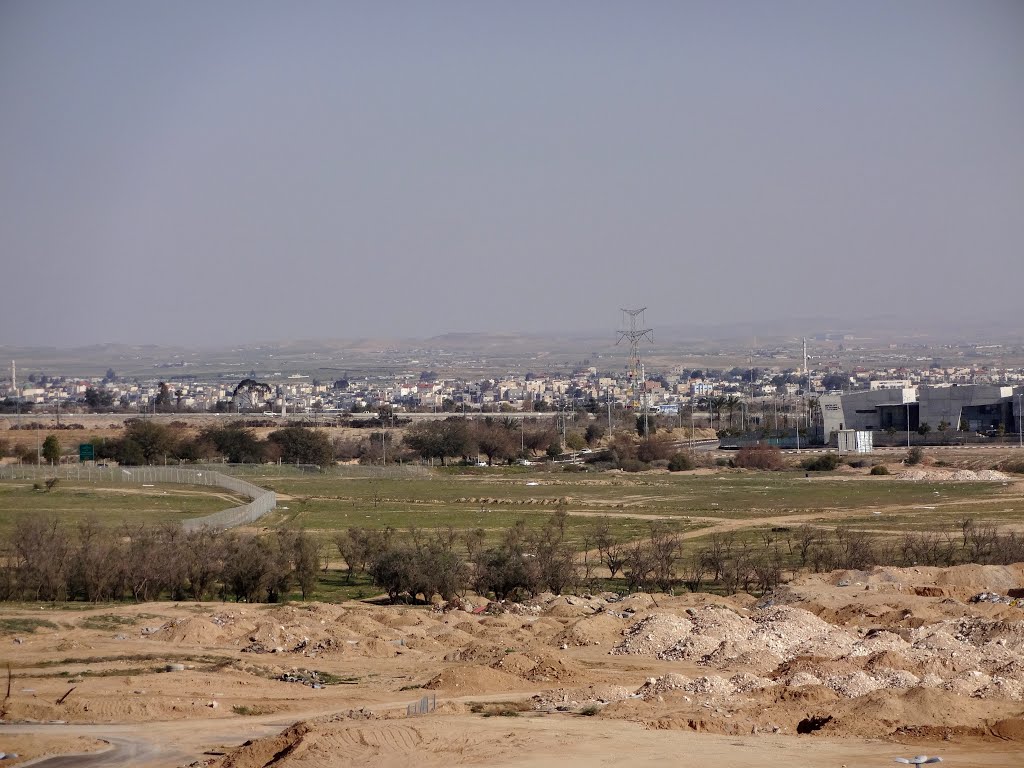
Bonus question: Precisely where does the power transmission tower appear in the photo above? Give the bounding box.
[616,308,654,437]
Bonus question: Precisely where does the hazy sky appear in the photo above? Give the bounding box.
[1,1,1022,347]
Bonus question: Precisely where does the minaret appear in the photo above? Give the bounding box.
[10,360,15,397]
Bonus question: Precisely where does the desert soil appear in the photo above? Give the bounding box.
[2,563,1023,767]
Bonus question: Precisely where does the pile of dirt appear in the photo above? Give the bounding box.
[422,664,529,694]
[148,616,226,646]
[220,722,311,768]
[532,683,634,709]
[554,612,627,647]
[896,468,1010,482]
[610,613,694,656]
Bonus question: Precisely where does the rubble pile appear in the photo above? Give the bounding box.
[896,468,1010,482]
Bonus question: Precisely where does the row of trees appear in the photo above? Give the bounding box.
[84,422,335,466]
[336,512,579,601]
[403,417,578,465]
[4,511,1024,605]
[590,519,1024,596]
[1,518,320,603]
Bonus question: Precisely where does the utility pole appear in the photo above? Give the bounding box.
[11,360,20,427]
[641,362,648,438]
[607,387,613,434]
[616,308,654,437]
[690,399,695,449]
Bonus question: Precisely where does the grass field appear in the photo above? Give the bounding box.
[0,480,248,534]
[2,463,1022,551]
[216,465,1024,567]
[249,466,1020,519]
[0,462,1021,603]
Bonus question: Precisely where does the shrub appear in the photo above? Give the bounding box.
[869,464,890,476]
[906,446,924,466]
[668,452,695,472]
[618,459,648,473]
[636,436,673,462]
[802,454,840,472]
[232,705,269,716]
[733,444,784,471]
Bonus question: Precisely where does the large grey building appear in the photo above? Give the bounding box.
[820,384,1022,438]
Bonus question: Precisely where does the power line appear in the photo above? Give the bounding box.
[616,308,654,437]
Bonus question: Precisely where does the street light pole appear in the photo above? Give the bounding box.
[690,400,695,449]
[1018,392,1023,450]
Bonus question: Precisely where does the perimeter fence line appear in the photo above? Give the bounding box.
[189,462,432,480]
[406,693,437,716]
[0,464,276,531]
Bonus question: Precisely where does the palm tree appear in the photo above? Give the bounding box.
[710,396,727,432]
[724,395,741,431]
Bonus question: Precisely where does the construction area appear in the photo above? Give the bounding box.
[1,561,1023,767]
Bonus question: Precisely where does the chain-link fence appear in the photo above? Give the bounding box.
[0,464,276,531]
[190,463,433,480]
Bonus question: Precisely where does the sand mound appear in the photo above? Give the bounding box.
[838,686,998,731]
[149,617,226,645]
[611,613,694,656]
[555,612,627,647]
[991,717,1024,741]
[896,468,1010,482]
[422,664,528,694]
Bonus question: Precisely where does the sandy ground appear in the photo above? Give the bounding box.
[1,563,1023,767]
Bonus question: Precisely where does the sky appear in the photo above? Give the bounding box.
[1,1,1022,347]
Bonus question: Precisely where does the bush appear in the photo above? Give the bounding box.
[733,444,784,470]
[802,454,840,472]
[869,464,890,475]
[636,436,673,463]
[618,458,648,473]
[667,452,695,472]
[906,446,924,466]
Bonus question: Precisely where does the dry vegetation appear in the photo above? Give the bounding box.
[3,418,1024,766]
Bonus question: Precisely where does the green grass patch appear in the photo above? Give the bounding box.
[232,704,271,716]
[79,613,159,631]
[469,700,532,717]
[30,653,232,669]
[0,617,59,634]
[0,480,248,534]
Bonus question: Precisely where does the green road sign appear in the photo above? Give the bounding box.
[79,443,95,462]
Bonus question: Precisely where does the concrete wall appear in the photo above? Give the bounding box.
[918,385,1014,432]
[820,388,916,436]
[824,384,1024,439]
